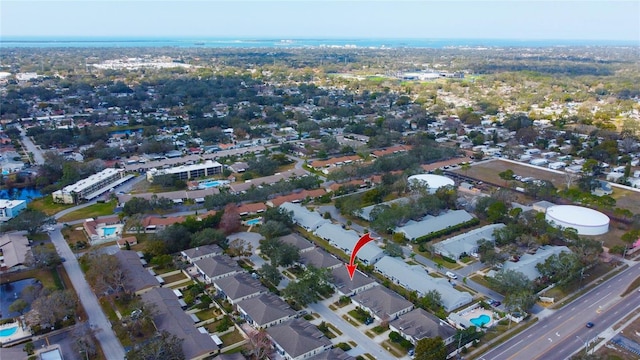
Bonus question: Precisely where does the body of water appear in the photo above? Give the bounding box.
[0,188,43,202]
[0,37,635,49]
[0,278,38,320]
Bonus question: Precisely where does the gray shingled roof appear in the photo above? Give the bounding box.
[194,255,241,280]
[279,233,314,252]
[394,210,474,241]
[300,248,342,269]
[308,348,355,360]
[213,272,266,302]
[236,293,296,328]
[267,319,332,359]
[181,244,223,262]
[353,286,413,319]
[389,308,457,344]
[331,267,377,296]
[141,288,218,360]
[115,250,159,293]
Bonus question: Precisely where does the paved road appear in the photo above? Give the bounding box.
[17,125,45,165]
[49,223,126,360]
[309,300,398,360]
[479,262,640,360]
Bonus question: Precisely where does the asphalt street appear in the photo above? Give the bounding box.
[479,262,640,360]
[49,223,126,360]
[309,301,398,360]
[17,125,45,165]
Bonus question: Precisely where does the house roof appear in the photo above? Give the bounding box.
[214,272,266,302]
[308,348,355,360]
[269,189,326,207]
[389,308,457,343]
[353,286,413,319]
[433,223,506,259]
[181,244,223,261]
[374,256,472,312]
[359,197,411,221]
[237,202,267,214]
[300,248,342,269]
[315,223,358,251]
[280,202,328,230]
[228,168,308,193]
[372,145,412,158]
[395,210,474,240]
[142,215,186,228]
[310,155,361,169]
[141,288,218,360]
[236,293,296,327]
[278,233,314,252]
[114,250,160,293]
[501,245,572,280]
[0,233,29,268]
[331,267,377,295]
[194,255,241,279]
[267,319,332,359]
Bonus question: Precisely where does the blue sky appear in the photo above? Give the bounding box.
[1,1,639,41]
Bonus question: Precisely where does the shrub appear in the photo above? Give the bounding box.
[336,342,352,351]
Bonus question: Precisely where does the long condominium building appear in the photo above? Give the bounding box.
[53,168,131,204]
[146,160,223,182]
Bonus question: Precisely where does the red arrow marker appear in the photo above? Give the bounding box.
[346,233,375,280]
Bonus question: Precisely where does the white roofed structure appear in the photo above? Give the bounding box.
[545,205,609,235]
[433,224,506,260]
[408,174,455,194]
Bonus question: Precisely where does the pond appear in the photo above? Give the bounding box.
[0,278,39,320]
[0,188,43,203]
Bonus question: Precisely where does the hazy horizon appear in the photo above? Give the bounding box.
[1,1,639,42]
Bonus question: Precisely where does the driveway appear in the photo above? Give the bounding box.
[49,223,126,360]
[309,298,404,360]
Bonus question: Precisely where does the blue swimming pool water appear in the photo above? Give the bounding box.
[470,314,491,327]
[0,326,17,337]
[102,227,117,236]
[246,218,262,226]
[198,180,229,189]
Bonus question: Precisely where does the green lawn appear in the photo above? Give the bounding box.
[58,200,118,222]
[29,196,74,216]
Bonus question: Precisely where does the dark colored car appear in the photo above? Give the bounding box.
[586,322,594,328]
[493,301,501,307]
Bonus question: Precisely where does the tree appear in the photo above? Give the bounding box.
[499,169,515,187]
[220,203,241,235]
[258,220,291,239]
[8,299,28,315]
[155,224,192,254]
[493,269,536,312]
[245,328,274,360]
[227,238,252,257]
[25,243,62,269]
[259,263,282,286]
[384,242,403,258]
[190,228,227,248]
[126,330,184,360]
[72,322,98,360]
[418,290,442,312]
[260,237,299,267]
[415,336,447,360]
[27,290,77,328]
[1,209,53,235]
[83,253,127,296]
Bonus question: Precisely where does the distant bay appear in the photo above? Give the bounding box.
[0,37,636,49]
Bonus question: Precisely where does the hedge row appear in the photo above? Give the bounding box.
[414,217,480,244]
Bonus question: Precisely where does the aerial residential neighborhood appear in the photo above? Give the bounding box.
[1,3,640,359]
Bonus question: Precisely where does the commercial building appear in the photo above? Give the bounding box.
[146,160,223,182]
[52,168,132,204]
[0,199,26,221]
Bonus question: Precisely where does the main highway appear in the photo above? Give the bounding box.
[479,261,640,360]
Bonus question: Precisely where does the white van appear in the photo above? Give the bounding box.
[445,271,458,280]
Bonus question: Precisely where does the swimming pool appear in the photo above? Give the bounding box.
[470,314,491,327]
[246,218,262,226]
[198,180,229,189]
[102,227,117,236]
[0,326,17,337]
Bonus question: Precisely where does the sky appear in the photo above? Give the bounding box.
[1,0,639,41]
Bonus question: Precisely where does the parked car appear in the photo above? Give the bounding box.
[586,322,594,328]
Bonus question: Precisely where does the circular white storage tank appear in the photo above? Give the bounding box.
[545,205,609,235]
[407,174,455,194]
